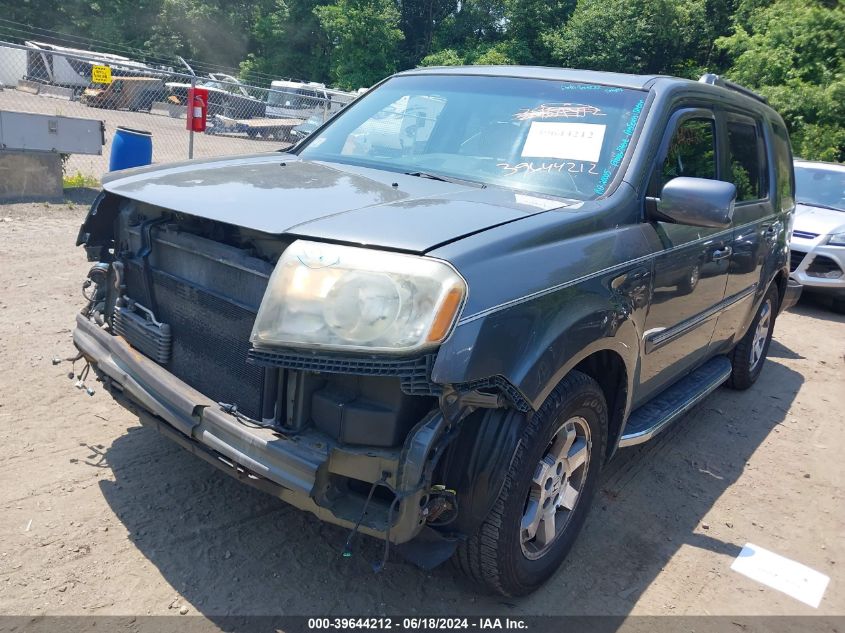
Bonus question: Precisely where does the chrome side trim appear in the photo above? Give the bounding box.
[645,283,758,353]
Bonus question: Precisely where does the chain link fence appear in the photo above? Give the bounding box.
[0,40,357,182]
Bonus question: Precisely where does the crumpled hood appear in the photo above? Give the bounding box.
[794,203,845,237]
[102,153,571,252]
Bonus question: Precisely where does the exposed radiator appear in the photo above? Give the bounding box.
[118,225,272,420]
[113,300,172,364]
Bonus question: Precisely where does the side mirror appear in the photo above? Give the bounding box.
[654,177,736,228]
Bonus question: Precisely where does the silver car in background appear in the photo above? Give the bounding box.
[789,160,845,312]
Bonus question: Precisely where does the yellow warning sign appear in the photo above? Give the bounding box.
[91,65,112,84]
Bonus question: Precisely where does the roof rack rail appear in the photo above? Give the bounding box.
[699,73,768,104]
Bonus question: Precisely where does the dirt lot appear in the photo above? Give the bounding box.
[0,195,843,622]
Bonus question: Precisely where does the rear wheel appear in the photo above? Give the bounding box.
[453,371,606,596]
[727,284,778,390]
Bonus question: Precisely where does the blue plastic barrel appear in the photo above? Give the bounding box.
[109,126,153,171]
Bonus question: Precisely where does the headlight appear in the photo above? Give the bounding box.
[251,240,467,353]
[828,232,845,246]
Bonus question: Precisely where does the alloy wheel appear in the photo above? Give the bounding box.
[520,416,591,559]
[750,298,772,370]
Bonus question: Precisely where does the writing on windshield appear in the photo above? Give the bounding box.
[298,75,647,201]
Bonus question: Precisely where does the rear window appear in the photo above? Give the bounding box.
[770,121,795,211]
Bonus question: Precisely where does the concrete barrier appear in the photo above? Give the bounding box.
[16,79,41,94]
[38,84,75,101]
[150,101,187,119]
[0,149,63,202]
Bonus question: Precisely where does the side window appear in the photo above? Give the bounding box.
[659,118,717,187]
[727,119,768,202]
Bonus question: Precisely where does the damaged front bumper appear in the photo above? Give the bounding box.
[73,313,445,545]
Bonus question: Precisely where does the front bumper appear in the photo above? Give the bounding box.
[73,313,441,544]
[789,240,845,295]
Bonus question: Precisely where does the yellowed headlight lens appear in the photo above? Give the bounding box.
[251,240,466,353]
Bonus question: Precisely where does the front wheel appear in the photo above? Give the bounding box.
[727,284,779,390]
[453,371,607,596]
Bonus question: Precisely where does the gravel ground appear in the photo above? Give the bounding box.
[0,195,843,624]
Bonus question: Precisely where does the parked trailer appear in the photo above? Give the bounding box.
[207,114,304,141]
[20,41,167,91]
[81,77,165,111]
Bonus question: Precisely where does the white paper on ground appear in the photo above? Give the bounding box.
[730,542,830,608]
[520,122,606,162]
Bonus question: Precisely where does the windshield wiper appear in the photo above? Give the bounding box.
[797,200,845,212]
[404,171,486,188]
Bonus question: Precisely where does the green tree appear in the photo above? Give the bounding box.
[541,0,738,77]
[426,0,507,61]
[398,0,456,67]
[505,0,576,65]
[239,0,331,84]
[314,0,404,90]
[716,0,845,161]
[545,0,685,74]
[419,48,465,66]
[144,0,269,67]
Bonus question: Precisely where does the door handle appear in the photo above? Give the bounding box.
[712,246,732,261]
[763,223,779,239]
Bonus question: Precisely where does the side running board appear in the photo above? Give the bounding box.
[619,355,732,447]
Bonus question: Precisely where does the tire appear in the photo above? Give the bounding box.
[831,297,845,314]
[727,284,779,390]
[677,263,701,295]
[453,371,607,596]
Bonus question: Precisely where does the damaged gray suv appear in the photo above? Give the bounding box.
[73,67,801,596]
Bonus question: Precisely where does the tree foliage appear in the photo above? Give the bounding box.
[1,0,842,159]
[546,0,683,74]
[239,0,330,83]
[716,0,845,161]
[314,0,403,90]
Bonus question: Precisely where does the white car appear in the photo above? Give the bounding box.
[790,160,845,312]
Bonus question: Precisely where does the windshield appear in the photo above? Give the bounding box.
[297,74,647,200]
[795,165,845,210]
